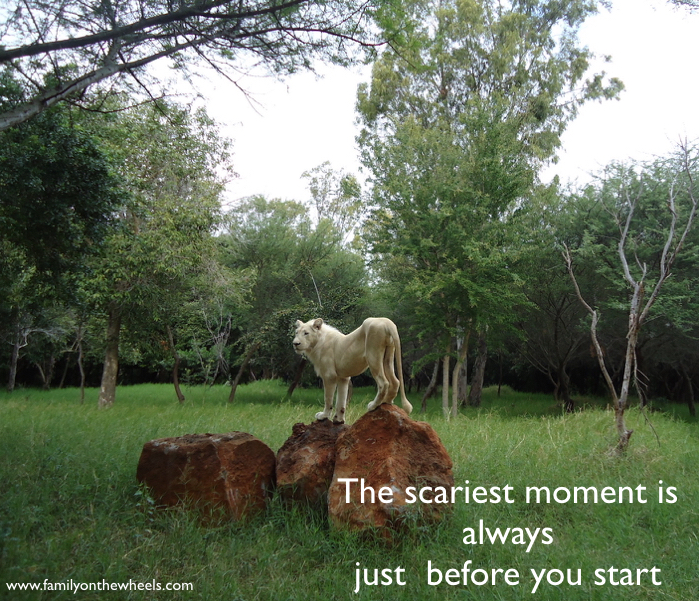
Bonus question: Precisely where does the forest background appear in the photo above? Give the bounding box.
[1,0,699,426]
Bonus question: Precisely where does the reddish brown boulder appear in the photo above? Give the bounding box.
[276,420,347,506]
[136,432,275,520]
[328,404,454,534]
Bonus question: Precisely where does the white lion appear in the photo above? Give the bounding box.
[292,317,413,423]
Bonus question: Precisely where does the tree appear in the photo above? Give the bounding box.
[564,143,699,451]
[301,161,363,244]
[0,250,47,392]
[84,100,229,407]
[219,195,367,400]
[357,0,621,413]
[0,0,383,131]
[0,89,124,391]
[519,266,588,411]
[516,187,592,411]
[0,96,124,281]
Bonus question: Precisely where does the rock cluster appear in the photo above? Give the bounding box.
[136,432,275,519]
[329,404,454,531]
[136,404,454,534]
[275,420,347,506]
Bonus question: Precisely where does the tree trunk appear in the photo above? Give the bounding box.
[285,357,308,400]
[228,341,261,403]
[58,354,71,389]
[7,308,22,393]
[7,337,20,393]
[558,365,574,412]
[78,332,86,405]
[458,354,469,403]
[421,358,440,412]
[442,342,451,419]
[680,363,696,418]
[467,329,488,407]
[35,361,47,389]
[614,320,639,452]
[615,404,633,451]
[166,324,185,404]
[47,355,55,389]
[98,303,122,408]
[687,379,696,419]
[452,328,470,417]
[36,355,56,390]
[498,349,507,397]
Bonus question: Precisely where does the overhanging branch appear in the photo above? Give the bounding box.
[0,0,307,62]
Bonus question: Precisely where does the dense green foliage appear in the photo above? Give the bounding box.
[0,107,123,280]
[0,0,697,417]
[1,384,697,600]
[218,195,368,385]
[0,94,126,393]
[355,0,624,408]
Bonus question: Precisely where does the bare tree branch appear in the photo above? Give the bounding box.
[563,143,698,452]
[639,144,699,324]
[0,0,383,130]
[562,243,619,405]
[0,0,302,62]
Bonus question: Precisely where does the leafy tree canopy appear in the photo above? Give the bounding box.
[83,99,229,311]
[219,195,368,378]
[358,0,624,172]
[301,161,363,244]
[358,0,624,340]
[0,91,124,284]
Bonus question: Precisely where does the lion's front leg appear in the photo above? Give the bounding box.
[315,378,336,422]
[332,378,350,424]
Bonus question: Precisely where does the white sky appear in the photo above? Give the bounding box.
[194,0,699,205]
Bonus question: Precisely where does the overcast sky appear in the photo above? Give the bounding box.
[195,0,699,206]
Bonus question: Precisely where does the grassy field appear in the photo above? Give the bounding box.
[1,382,697,600]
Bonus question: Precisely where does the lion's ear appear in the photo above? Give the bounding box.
[313,318,324,330]
[295,320,303,328]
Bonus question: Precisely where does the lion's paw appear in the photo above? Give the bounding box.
[315,411,331,421]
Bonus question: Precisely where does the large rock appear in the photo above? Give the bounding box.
[136,432,275,519]
[328,404,454,533]
[276,420,347,506]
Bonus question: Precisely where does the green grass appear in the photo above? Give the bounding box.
[1,382,697,600]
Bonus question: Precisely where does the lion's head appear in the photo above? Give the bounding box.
[292,318,324,355]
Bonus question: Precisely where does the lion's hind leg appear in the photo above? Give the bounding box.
[366,343,391,412]
[382,343,400,405]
